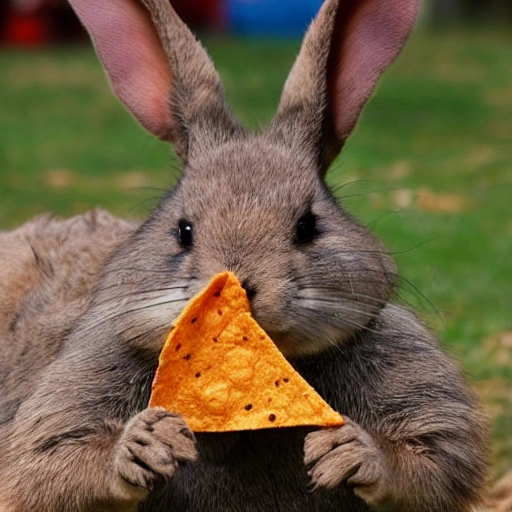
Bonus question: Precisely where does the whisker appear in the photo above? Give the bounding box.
[396,276,441,318]
[123,326,164,347]
[333,185,401,203]
[291,274,438,319]
[289,268,398,280]
[295,296,380,320]
[298,304,381,336]
[295,286,392,306]
[96,278,193,297]
[327,179,372,195]
[93,285,190,307]
[85,296,189,333]
[108,297,189,318]
[116,318,168,339]
[107,267,197,276]
[290,274,397,288]
[129,196,164,213]
[390,237,443,257]
[136,186,169,193]
[366,210,403,231]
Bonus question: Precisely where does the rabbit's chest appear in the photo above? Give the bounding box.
[139,429,367,512]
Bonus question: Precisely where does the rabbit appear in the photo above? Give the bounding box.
[0,0,488,511]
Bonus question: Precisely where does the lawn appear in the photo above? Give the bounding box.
[0,28,511,477]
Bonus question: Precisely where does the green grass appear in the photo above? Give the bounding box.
[0,28,511,477]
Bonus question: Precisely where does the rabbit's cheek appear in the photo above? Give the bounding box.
[107,284,194,353]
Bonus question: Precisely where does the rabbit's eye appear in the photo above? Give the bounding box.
[295,213,318,244]
[178,219,194,248]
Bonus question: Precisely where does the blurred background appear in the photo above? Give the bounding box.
[1,0,512,44]
[0,0,511,503]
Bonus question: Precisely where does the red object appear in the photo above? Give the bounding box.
[172,0,223,30]
[0,0,221,47]
[5,11,49,46]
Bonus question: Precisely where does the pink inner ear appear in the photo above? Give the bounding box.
[328,0,419,140]
[69,0,173,140]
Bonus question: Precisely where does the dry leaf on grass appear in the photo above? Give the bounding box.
[475,378,512,419]
[478,471,512,512]
[115,171,150,190]
[389,187,469,213]
[463,146,498,169]
[489,471,512,512]
[44,169,74,189]
[482,331,512,367]
[485,85,512,109]
[416,187,468,213]
[389,160,413,181]
[392,188,414,209]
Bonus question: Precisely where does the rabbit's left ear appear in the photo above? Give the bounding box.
[270,0,419,173]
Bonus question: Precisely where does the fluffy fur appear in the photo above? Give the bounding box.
[0,0,488,510]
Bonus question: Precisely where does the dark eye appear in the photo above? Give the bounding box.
[295,212,318,244]
[178,219,193,248]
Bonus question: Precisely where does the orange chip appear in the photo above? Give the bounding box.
[149,271,343,432]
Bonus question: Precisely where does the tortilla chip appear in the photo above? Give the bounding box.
[149,271,343,432]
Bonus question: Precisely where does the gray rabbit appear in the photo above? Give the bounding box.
[0,0,487,510]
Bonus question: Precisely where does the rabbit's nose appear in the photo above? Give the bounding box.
[241,278,257,302]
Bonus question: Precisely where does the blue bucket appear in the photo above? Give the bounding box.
[225,0,323,38]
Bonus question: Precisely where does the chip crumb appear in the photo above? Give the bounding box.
[244,404,253,411]
[268,414,276,422]
[274,380,279,387]
[195,372,201,378]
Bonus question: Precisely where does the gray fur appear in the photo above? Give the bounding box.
[0,0,487,510]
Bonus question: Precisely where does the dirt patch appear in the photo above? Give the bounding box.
[415,187,468,213]
[463,146,499,170]
[115,171,150,191]
[480,470,512,512]
[482,331,512,367]
[45,169,74,189]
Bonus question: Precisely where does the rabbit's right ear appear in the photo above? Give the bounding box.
[69,0,242,161]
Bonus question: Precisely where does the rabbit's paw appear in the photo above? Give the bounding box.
[304,418,389,507]
[113,407,197,501]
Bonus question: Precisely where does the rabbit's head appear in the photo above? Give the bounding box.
[70,0,419,356]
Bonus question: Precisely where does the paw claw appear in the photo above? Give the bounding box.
[113,408,197,501]
[304,417,387,504]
